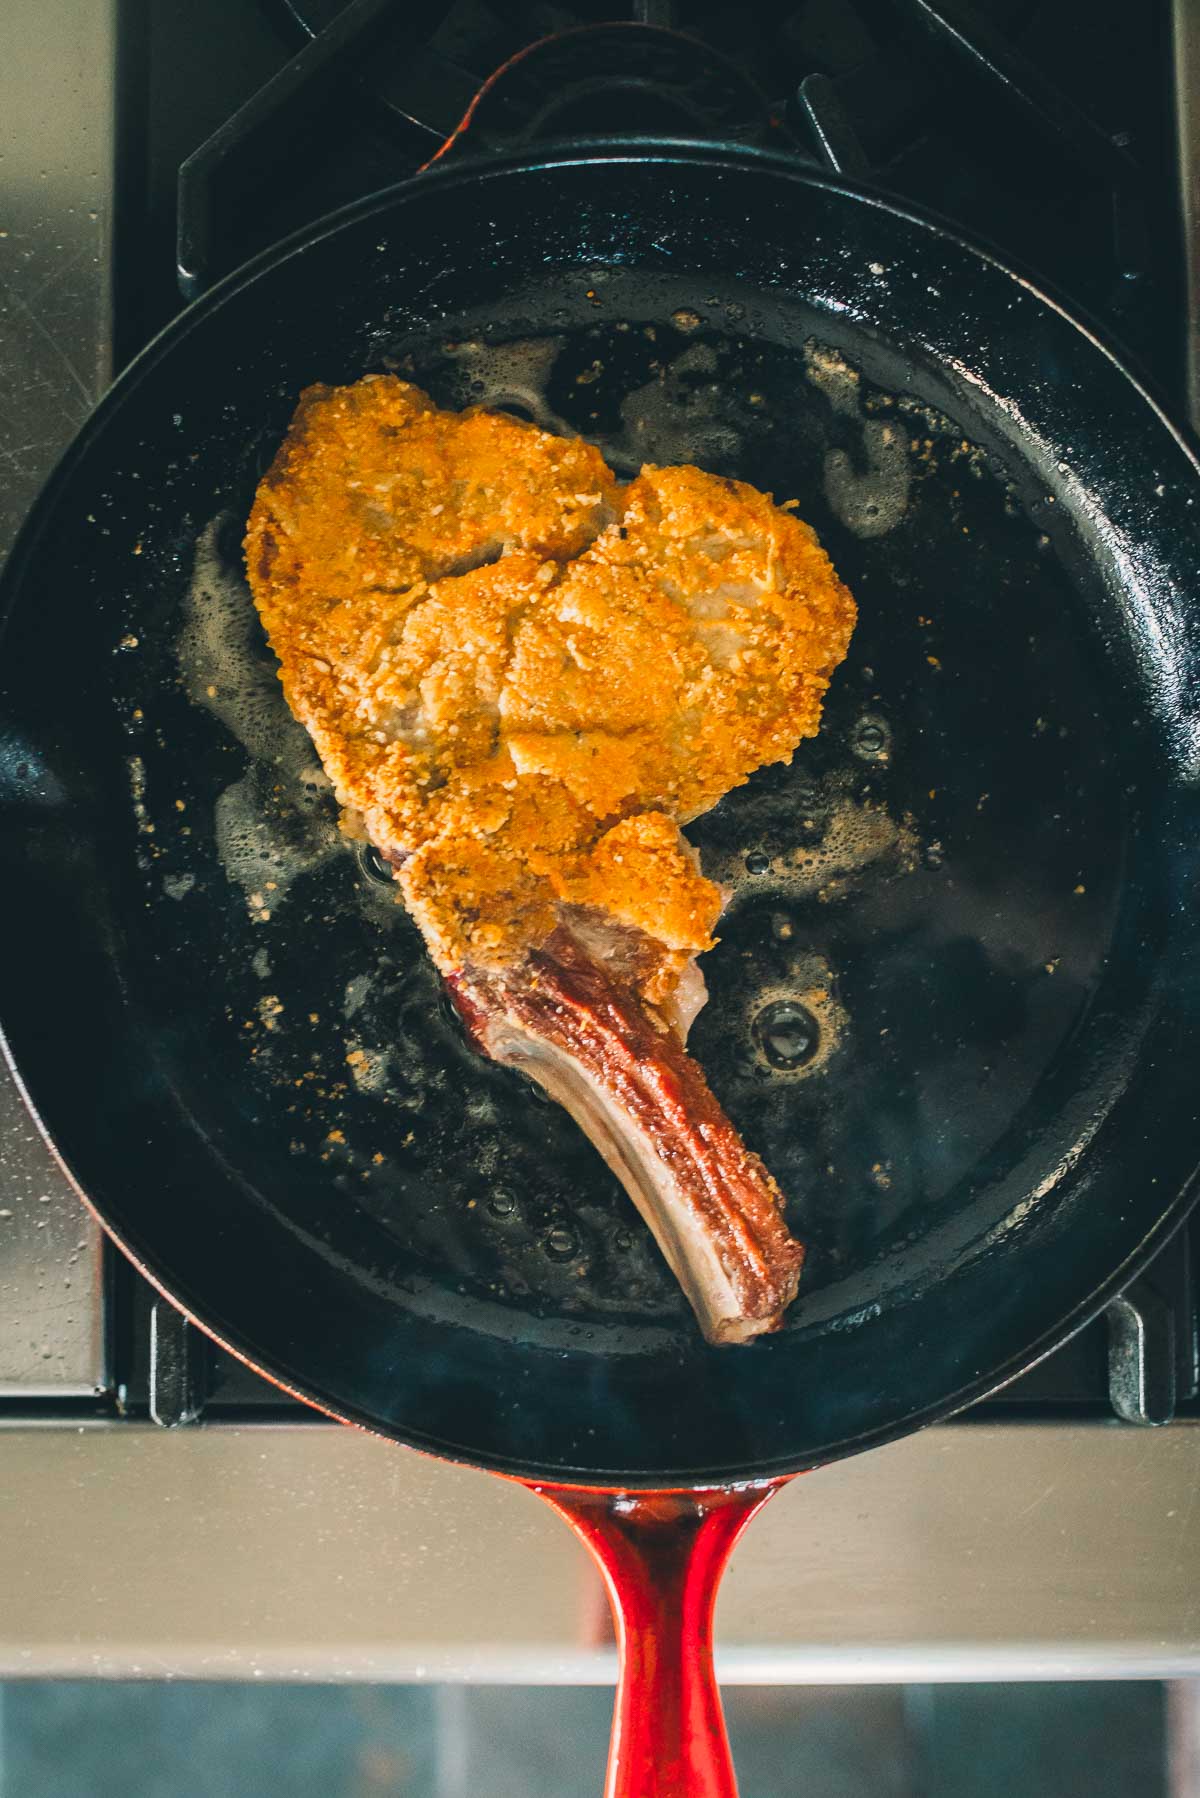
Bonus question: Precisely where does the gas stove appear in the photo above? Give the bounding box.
[3,0,1200,1682]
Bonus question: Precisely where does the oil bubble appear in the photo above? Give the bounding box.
[754,999,820,1071]
[851,715,891,762]
[545,1225,578,1260]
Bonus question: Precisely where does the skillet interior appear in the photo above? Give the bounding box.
[1,146,1199,1483]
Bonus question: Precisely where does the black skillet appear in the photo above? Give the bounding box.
[3,20,1200,1797]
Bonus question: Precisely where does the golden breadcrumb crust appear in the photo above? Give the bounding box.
[244,378,856,1000]
[246,374,619,603]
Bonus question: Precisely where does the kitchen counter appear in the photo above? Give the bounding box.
[4,1419,1199,1683]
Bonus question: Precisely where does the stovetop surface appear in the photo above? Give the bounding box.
[2,0,1196,1428]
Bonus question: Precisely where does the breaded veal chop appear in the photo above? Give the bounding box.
[246,374,856,1344]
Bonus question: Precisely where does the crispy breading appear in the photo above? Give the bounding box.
[245,374,619,609]
[501,464,857,821]
[244,380,856,1003]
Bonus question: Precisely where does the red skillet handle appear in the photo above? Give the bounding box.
[530,1478,791,1798]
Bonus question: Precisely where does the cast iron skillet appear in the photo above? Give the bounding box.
[2,128,1200,1796]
